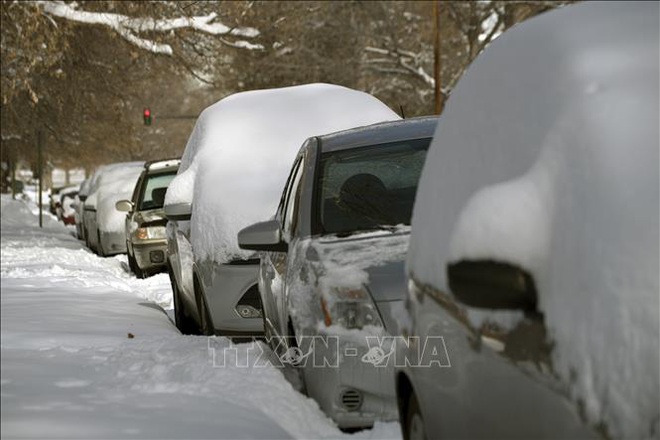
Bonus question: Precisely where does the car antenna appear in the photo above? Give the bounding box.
[399,104,406,119]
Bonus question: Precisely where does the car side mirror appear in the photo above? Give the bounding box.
[446,260,537,311]
[115,199,134,212]
[238,220,288,252]
[164,202,192,221]
[78,194,87,202]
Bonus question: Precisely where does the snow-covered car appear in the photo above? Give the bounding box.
[56,185,79,225]
[238,116,436,429]
[48,186,65,216]
[83,162,144,256]
[397,2,659,440]
[116,158,180,278]
[164,83,400,336]
[73,177,92,239]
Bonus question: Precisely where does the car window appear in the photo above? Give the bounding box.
[131,171,146,204]
[314,137,430,235]
[283,158,304,238]
[138,171,177,211]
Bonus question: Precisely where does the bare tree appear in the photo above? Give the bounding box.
[1,0,263,173]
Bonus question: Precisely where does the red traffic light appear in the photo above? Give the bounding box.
[143,108,152,126]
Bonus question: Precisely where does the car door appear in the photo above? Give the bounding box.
[261,155,305,339]
[126,170,146,258]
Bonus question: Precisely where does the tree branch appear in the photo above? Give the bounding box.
[34,1,261,56]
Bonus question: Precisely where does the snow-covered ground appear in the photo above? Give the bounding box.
[1,196,400,439]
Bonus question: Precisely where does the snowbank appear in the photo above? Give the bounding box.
[166,83,400,263]
[407,2,658,437]
[1,196,401,439]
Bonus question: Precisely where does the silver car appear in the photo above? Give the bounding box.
[396,3,658,440]
[238,116,436,429]
[116,158,180,278]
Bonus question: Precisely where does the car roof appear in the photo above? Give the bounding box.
[145,158,181,173]
[315,116,438,153]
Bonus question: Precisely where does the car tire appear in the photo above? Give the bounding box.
[196,284,215,336]
[128,252,140,276]
[131,254,147,279]
[284,319,307,393]
[170,269,197,335]
[97,231,105,257]
[127,245,137,272]
[405,391,426,440]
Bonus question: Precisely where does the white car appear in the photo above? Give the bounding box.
[83,162,144,256]
[73,178,92,240]
[164,83,400,336]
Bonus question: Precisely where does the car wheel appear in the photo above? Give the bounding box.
[133,256,147,279]
[128,252,141,277]
[283,319,307,393]
[127,246,137,272]
[405,392,426,440]
[196,287,215,336]
[97,231,105,256]
[170,270,197,335]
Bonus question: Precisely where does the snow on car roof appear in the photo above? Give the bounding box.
[407,2,658,438]
[166,83,401,263]
[145,158,181,172]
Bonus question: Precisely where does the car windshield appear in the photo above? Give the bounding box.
[314,137,431,235]
[139,171,177,211]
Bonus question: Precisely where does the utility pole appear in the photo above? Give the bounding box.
[434,0,444,115]
[38,130,43,228]
[11,152,16,200]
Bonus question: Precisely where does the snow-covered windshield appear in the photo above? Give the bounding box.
[314,138,430,235]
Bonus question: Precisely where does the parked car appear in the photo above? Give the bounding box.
[48,186,65,216]
[116,158,180,278]
[56,185,79,225]
[73,177,92,240]
[238,116,436,428]
[83,162,144,256]
[396,2,659,440]
[164,83,400,336]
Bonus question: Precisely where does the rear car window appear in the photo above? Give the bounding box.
[139,171,177,211]
[314,137,430,235]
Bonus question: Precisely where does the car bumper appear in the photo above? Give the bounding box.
[99,231,127,256]
[132,239,168,271]
[300,333,398,429]
[197,261,264,335]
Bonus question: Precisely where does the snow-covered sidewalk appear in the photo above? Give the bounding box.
[1,196,399,439]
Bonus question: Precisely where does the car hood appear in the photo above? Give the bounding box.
[310,228,410,303]
[136,209,167,227]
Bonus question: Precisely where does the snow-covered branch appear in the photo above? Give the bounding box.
[365,46,435,88]
[35,1,263,56]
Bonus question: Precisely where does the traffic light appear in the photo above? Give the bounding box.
[143,108,152,126]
